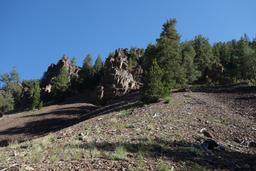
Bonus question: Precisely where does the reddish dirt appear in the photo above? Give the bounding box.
[0,102,97,145]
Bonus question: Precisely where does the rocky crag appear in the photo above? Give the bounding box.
[97,48,142,102]
[40,55,80,94]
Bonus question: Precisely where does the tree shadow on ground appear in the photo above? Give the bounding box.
[190,84,256,93]
[67,138,256,170]
[0,93,143,146]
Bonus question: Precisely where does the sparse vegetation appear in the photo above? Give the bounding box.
[111,146,128,160]
[0,16,256,171]
[157,160,174,171]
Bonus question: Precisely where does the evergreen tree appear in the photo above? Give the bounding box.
[51,67,70,101]
[128,48,145,72]
[80,54,95,89]
[142,59,166,103]
[0,67,22,109]
[192,35,216,83]
[156,19,185,89]
[83,54,93,70]
[181,42,199,83]
[0,91,14,113]
[94,55,103,73]
[30,81,42,110]
[142,44,158,70]
[22,80,42,110]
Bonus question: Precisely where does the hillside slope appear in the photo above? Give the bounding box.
[0,92,255,170]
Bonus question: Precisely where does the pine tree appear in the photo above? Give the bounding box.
[83,54,93,69]
[156,19,185,89]
[80,54,95,89]
[181,42,199,83]
[94,55,103,73]
[192,35,216,83]
[0,91,14,113]
[142,59,167,103]
[51,67,70,101]
[0,67,22,110]
[30,81,42,110]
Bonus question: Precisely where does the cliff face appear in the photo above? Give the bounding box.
[97,49,142,101]
[40,55,80,94]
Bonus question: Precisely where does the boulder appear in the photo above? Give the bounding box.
[41,55,80,93]
[97,48,142,101]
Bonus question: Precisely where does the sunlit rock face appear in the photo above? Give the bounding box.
[97,48,142,101]
[40,55,80,94]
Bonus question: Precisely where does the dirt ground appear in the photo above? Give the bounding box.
[0,91,255,170]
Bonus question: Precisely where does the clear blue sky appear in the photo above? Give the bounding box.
[0,0,255,80]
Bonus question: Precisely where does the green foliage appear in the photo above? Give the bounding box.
[0,91,14,113]
[142,19,186,103]
[22,80,42,110]
[83,54,93,70]
[0,67,22,112]
[128,47,145,72]
[142,59,167,103]
[192,35,216,83]
[30,81,42,110]
[51,67,70,101]
[156,19,186,88]
[79,54,96,89]
[70,57,77,66]
[111,146,127,160]
[94,55,103,73]
[157,160,174,171]
[0,67,20,85]
[212,36,256,84]
[181,41,199,83]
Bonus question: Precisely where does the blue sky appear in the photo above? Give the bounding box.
[0,0,255,80]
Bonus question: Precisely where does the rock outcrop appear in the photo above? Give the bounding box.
[41,55,80,93]
[97,49,142,101]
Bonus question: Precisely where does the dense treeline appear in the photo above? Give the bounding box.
[1,18,256,112]
[142,19,256,102]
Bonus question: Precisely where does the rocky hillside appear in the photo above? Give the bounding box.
[0,91,255,170]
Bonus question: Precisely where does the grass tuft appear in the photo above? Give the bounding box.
[111,146,127,160]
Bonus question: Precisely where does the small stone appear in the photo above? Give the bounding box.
[126,125,135,129]
[153,112,160,118]
[78,133,85,137]
[200,128,214,138]
[24,165,35,171]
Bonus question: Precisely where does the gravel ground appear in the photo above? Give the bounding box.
[0,91,255,170]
